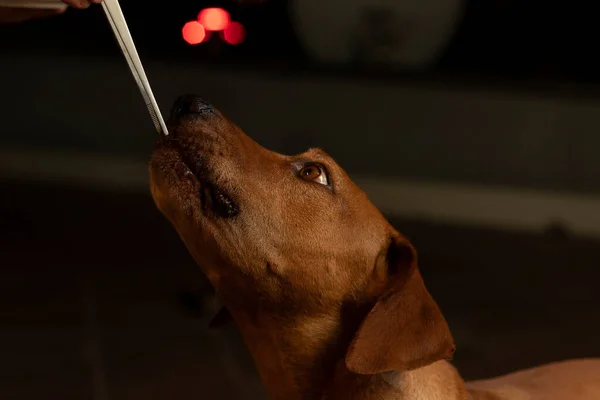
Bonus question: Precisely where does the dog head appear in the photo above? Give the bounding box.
[149,95,455,375]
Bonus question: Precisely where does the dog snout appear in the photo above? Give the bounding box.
[171,94,214,117]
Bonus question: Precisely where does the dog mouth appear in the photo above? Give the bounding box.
[159,139,239,219]
[198,181,239,219]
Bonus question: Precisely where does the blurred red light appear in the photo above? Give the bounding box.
[198,8,230,31]
[222,21,246,45]
[182,21,207,45]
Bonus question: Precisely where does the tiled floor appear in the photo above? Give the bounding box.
[1,181,599,399]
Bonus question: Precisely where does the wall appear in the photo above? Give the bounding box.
[2,53,600,236]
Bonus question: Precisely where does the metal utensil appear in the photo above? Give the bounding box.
[101,0,169,135]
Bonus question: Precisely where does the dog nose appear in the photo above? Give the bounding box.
[171,94,213,116]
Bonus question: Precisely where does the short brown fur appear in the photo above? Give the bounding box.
[149,97,600,400]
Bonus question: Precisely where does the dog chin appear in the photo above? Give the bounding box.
[149,150,201,217]
[150,147,239,220]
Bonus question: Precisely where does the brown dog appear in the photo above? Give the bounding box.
[149,95,600,400]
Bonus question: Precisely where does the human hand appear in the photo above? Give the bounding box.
[61,0,103,9]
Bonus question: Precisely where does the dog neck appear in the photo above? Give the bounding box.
[229,303,355,399]
[227,303,468,400]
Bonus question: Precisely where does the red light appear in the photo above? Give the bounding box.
[198,8,230,31]
[222,21,246,45]
[182,21,207,45]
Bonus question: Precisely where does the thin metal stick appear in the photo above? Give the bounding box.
[101,0,169,135]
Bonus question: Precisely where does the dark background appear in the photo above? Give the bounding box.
[1,1,599,399]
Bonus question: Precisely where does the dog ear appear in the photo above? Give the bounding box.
[345,234,455,374]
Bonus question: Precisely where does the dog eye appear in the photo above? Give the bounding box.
[299,163,328,186]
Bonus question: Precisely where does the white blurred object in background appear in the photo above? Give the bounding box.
[0,0,68,10]
[0,0,66,9]
[290,0,465,69]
